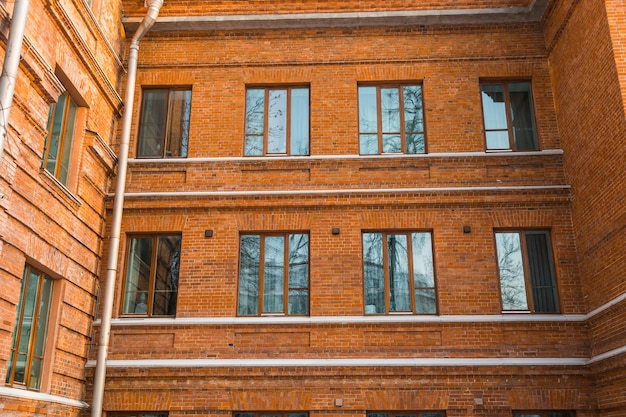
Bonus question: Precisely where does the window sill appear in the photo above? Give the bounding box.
[39,169,81,210]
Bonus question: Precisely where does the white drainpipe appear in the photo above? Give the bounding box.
[90,1,164,416]
[0,0,30,164]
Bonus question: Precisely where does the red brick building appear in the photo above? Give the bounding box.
[0,1,625,417]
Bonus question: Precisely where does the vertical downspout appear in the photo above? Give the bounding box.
[90,1,163,416]
[0,0,30,162]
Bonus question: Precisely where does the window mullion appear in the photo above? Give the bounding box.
[399,87,407,153]
[24,270,44,388]
[286,89,292,155]
[283,233,290,314]
[406,233,417,313]
[503,83,515,150]
[376,87,383,154]
[258,236,266,315]
[382,232,391,313]
[263,89,270,156]
[147,236,159,316]
[163,90,174,157]
[54,95,70,178]
[519,232,535,312]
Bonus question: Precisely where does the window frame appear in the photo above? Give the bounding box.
[108,413,169,417]
[513,412,575,417]
[6,265,55,390]
[357,82,426,155]
[136,87,192,159]
[120,233,182,317]
[237,232,310,317]
[362,230,438,315]
[243,85,310,156]
[494,229,560,313]
[42,92,78,185]
[479,79,539,151]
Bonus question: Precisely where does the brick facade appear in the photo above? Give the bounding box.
[0,1,624,417]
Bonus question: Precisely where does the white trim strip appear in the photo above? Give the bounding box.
[117,185,571,199]
[96,313,586,327]
[587,291,626,319]
[0,386,89,409]
[587,344,626,364]
[86,357,588,369]
[128,149,564,164]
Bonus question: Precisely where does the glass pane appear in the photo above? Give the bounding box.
[481,84,508,130]
[382,134,401,153]
[290,88,309,155]
[44,96,65,176]
[406,133,425,154]
[496,233,529,310]
[267,89,287,153]
[245,135,264,156]
[509,81,537,150]
[358,86,378,133]
[234,413,256,417]
[18,270,40,355]
[368,413,389,417]
[381,87,400,133]
[412,232,435,287]
[415,288,436,313]
[143,414,169,417]
[263,236,285,313]
[124,237,153,314]
[138,89,168,157]
[288,414,308,417]
[152,235,181,316]
[288,289,308,315]
[28,357,42,389]
[422,414,444,417]
[288,234,308,314]
[404,85,424,133]
[486,130,510,149]
[360,133,378,154]
[166,89,192,157]
[238,235,260,315]
[387,234,410,311]
[58,97,77,185]
[526,232,559,313]
[363,233,385,314]
[548,413,574,417]
[14,353,27,383]
[33,276,53,357]
[245,89,265,135]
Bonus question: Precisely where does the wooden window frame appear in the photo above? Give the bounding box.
[480,80,538,151]
[137,87,192,158]
[358,83,426,155]
[6,265,54,390]
[362,231,438,315]
[237,232,310,316]
[243,85,310,156]
[42,92,78,185]
[495,230,560,313]
[121,234,182,317]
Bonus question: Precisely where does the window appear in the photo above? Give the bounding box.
[363,231,436,314]
[480,81,538,151]
[6,265,54,390]
[109,413,168,417]
[238,233,309,316]
[358,84,425,154]
[122,235,182,316]
[42,92,77,185]
[368,412,445,417]
[495,230,559,313]
[514,412,574,417]
[244,86,309,156]
[137,88,191,158]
